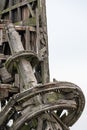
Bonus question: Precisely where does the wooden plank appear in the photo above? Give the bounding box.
[36,8,40,53]
[9,0,12,20]
[0,24,36,31]
[0,101,1,112]
[40,0,50,83]
[0,30,3,45]
[22,6,29,21]
[14,74,20,88]
[15,26,36,31]
[17,7,21,21]
[25,26,31,50]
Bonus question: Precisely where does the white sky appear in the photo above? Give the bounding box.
[46,0,87,130]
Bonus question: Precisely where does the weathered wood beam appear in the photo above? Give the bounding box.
[39,0,50,83]
[17,7,21,21]
[36,8,40,53]
[9,0,12,20]
[25,26,31,50]
[0,30,3,45]
[27,3,35,17]
[0,24,36,31]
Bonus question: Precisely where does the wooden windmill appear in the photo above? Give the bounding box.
[0,0,85,130]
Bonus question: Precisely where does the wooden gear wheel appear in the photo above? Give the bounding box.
[0,82,85,130]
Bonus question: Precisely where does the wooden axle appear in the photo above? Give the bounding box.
[6,23,37,89]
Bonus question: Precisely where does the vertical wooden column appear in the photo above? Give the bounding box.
[17,7,21,21]
[25,27,31,51]
[39,0,50,83]
[0,101,1,112]
[9,0,12,20]
[0,30,2,46]
[36,8,40,53]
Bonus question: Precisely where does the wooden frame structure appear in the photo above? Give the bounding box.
[0,0,49,85]
[0,0,85,130]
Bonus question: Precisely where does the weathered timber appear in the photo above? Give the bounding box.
[6,24,37,88]
[0,0,37,15]
[0,24,36,31]
[0,0,85,130]
[0,0,50,84]
[0,81,85,129]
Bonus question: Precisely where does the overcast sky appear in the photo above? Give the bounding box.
[46,0,87,130]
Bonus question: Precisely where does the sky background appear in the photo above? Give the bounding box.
[46,0,87,130]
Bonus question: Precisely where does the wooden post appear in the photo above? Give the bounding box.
[39,0,50,83]
[36,8,40,53]
[25,27,31,51]
[0,101,1,112]
[17,7,21,21]
[9,0,12,21]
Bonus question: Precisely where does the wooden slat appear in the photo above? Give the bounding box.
[25,27,31,50]
[0,24,36,31]
[17,7,21,21]
[15,26,36,31]
[36,8,40,53]
[15,74,20,88]
[9,0,12,20]
[0,30,3,45]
